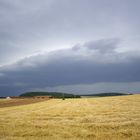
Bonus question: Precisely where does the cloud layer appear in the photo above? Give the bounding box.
[0,0,140,95]
[0,38,140,95]
[0,0,140,65]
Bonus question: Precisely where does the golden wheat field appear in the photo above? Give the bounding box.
[0,95,140,140]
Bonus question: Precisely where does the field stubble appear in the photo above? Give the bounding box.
[0,95,140,140]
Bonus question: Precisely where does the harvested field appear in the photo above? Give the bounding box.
[0,95,140,140]
[0,98,48,108]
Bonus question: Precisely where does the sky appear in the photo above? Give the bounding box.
[0,0,140,96]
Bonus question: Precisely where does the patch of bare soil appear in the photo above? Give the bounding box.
[0,99,48,108]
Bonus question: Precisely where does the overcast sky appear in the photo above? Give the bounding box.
[0,0,140,96]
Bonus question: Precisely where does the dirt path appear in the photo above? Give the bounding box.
[0,99,49,108]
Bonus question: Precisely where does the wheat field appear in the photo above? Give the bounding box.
[0,95,140,140]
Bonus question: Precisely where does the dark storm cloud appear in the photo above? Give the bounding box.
[0,39,140,95]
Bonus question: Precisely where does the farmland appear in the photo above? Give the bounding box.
[0,98,47,108]
[0,94,140,140]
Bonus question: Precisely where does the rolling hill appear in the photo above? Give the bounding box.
[19,91,80,98]
[80,92,132,97]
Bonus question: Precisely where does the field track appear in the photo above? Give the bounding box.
[0,95,140,140]
[0,98,48,108]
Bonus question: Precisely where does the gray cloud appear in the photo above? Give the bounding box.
[0,0,140,65]
[0,38,140,96]
[0,0,140,95]
[42,82,140,94]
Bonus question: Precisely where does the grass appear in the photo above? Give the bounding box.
[0,95,140,140]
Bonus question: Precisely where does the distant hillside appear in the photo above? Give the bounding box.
[19,92,80,98]
[20,92,132,99]
[80,92,132,97]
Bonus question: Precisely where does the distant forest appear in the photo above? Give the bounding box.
[20,92,80,98]
[80,92,132,97]
[19,92,132,98]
